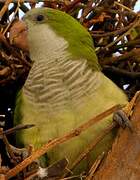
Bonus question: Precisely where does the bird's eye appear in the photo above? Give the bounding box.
[36,14,44,22]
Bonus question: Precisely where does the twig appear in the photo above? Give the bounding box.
[6,105,120,179]
[85,152,105,180]
[0,0,64,2]
[64,0,81,12]
[0,0,13,21]
[100,48,140,65]
[114,1,136,15]
[0,174,7,180]
[68,123,116,173]
[3,0,23,35]
[0,124,35,136]
[0,32,12,50]
[123,90,140,116]
[91,20,136,37]
[103,65,140,79]
[105,16,140,49]
[24,170,38,180]
[60,174,86,180]
[0,128,19,165]
[0,154,9,176]
[0,67,10,77]
[0,32,30,65]
[114,39,140,50]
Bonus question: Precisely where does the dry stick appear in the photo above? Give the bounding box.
[6,105,120,179]
[100,48,140,66]
[0,124,35,136]
[1,129,19,165]
[0,155,8,176]
[123,90,140,116]
[113,39,140,50]
[24,170,38,180]
[114,1,136,15]
[0,0,13,20]
[60,175,86,180]
[0,174,7,180]
[64,0,81,12]
[105,16,140,49]
[0,67,10,76]
[91,20,136,37]
[0,32,31,67]
[3,0,22,35]
[103,66,140,79]
[0,0,63,3]
[68,122,116,173]
[85,152,105,180]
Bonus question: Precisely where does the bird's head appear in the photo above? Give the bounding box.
[10,8,100,70]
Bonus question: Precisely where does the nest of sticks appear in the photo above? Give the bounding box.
[0,0,140,179]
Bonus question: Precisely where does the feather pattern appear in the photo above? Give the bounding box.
[23,58,101,113]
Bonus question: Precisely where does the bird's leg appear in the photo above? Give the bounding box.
[113,91,140,132]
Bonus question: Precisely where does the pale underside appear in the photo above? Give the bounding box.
[15,24,127,169]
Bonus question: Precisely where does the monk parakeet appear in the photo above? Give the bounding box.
[14,8,127,171]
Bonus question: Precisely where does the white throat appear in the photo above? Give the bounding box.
[27,24,69,62]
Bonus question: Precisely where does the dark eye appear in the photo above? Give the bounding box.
[36,14,44,21]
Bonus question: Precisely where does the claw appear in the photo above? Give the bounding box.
[113,91,140,132]
[113,109,133,132]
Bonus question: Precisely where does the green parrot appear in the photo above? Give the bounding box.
[14,7,127,171]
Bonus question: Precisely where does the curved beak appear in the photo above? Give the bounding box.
[9,20,29,52]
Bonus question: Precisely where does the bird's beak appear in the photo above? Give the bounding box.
[9,20,29,52]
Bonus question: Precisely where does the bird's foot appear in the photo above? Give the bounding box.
[113,90,140,132]
[113,109,133,132]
